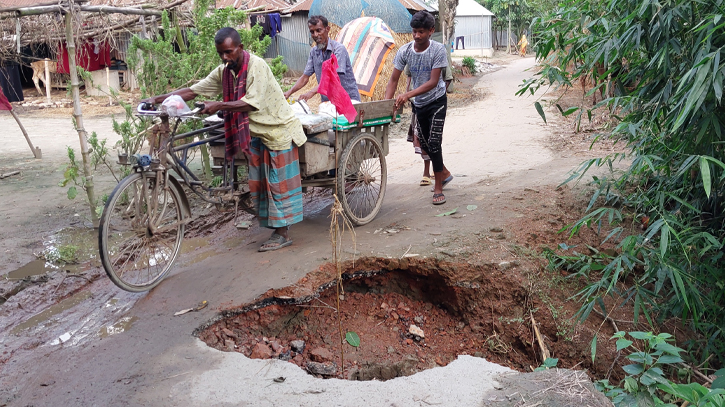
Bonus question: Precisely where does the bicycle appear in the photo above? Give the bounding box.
[100,100,393,292]
[98,102,254,292]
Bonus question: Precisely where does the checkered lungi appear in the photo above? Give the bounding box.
[248,137,303,228]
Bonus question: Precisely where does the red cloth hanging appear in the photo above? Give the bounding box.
[56,40,111,74]
[318,54,357,123]
[0,86,12,111]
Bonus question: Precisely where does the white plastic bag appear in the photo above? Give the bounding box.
[161,95,191,117]
[318,100,360,120]
[290,100,312,115]
[318,101,340,118]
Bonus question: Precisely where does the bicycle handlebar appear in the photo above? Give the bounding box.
[136,102,205,117]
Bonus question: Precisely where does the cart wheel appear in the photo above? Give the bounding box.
[336,133,387,226]
[98,172,186,292]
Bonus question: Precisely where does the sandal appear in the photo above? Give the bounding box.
[432,193,446,205]
[419,176,432,186]
[430,175,454,192]
[258,233,293,252]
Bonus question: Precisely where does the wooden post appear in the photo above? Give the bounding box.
[9,110,41,159]
[43,58,51,104]
[15,18,20,53]
[65,10,99,226]
[106,66,112,105]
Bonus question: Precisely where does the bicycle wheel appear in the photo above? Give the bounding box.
[99,172,186,292]
[336,133,387,226]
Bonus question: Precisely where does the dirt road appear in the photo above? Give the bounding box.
[0,57,610,406]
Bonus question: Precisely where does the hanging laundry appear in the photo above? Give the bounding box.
[249,14,272,38]
[56,39,111,73]
[0,61,23,102]
[268,13,282,38]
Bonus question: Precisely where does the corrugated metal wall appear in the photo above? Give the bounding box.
[263,13,312,73]
[452,15,492,49]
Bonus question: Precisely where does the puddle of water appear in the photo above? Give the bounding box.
[4,227,99,280]
[6,260,58,280]
[186,250,217,266]
[97,316,139,338]
[181,237,211,254]
[223,236,246,249]
[43,227,99,266]
[10,291,93,335]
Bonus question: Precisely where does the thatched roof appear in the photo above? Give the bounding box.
[0,0,191,59]
[216,0,292,12]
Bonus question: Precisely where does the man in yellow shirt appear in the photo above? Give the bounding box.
[143,27,306,252]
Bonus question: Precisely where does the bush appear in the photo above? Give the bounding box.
[520,0,725,367]
[462,56,477,73]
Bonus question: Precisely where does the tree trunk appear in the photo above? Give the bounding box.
[439,0,448,51]
[506,7,511,54]
[65,10,99,227]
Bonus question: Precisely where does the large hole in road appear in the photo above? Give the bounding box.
[197,260,555,381]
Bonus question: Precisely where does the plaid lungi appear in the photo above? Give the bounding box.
[248,137,303,228]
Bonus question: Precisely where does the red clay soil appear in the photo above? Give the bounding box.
[197,185,649,382]
[197,257,622,382]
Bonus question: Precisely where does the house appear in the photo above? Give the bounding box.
[449,0,494,56]
[225,0,433,73]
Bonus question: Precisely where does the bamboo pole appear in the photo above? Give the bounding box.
[44,58,51,104]
[65,10,99,227]
[106,66,112,105]
[78,5,162,16]
[15,18,20,52]
[9,110,41,159]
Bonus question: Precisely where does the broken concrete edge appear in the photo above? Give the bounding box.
[191,256,498,338]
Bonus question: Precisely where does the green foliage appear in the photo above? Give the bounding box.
[345,331,360,347]
[59,146,82,200]
[45,244,79,265]
[210,176,223,187]
[462,57,477,73]
[534,357,559,371]
[523,0,725,366]
[595,332,725,407]
[127,0,285,99]
[478,0,558,38]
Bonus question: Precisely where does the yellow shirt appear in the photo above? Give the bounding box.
[190,54,306,150]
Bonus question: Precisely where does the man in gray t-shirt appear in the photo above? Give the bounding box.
[393,40,447,107]
[385,11,453,205]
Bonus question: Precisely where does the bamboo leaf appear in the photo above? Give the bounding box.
[660,224,669,258]
[534,101,547,124]
[435,208,458,217]
[700,156,712,198]
[591,334,597,363]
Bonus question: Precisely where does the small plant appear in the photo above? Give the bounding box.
[593,331,725,406]
[462,57,477,73]
[45,244,79,265]
[210,176,223,188]
[59,146,82,200]
[534,357,559,371]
